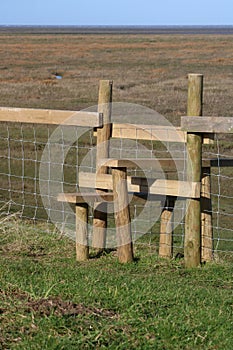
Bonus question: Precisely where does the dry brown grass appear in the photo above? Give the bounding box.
[0,33,232,125]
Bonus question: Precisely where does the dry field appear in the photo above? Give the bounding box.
[0,32,233,124]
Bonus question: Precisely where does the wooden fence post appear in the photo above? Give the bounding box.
[76,203,89,261]
[184,74,203,268]
[112,167,134,263]
[92,80,113,251]
[159,197,175,258]
[201,167,213,262]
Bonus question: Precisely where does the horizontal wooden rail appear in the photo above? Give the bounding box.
[112,123,186,142]
[0,107,103,127]
[94,123,213,143]
[79,172,200,198]
[99,157,233,169]
[181,116,233,133]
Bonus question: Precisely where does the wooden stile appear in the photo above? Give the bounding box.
[184,74,203,268]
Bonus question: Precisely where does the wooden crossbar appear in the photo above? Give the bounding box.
[112,123,186,142]
[94,123,213,143]
[181,116,233,133]
[79,172,200,198]
[0,107,103,127]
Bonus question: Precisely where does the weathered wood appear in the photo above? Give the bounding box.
[93,80,113,249]
[79,172,137,191]
[132,178,200,198]
[181,116,233,133]
[159,197,176,258]
[112,123,186,142]
[201,167,213,262]
[184,74,203,268]
[79,172,200,198]
[76,204,89,261]
[94,123,212,143]
[112,167,134,263]
[0,107,103,127]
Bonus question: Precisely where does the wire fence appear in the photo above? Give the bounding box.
[202,134,233,254]
[0,120,233,256]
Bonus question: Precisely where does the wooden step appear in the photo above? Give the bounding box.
[79,172,200,198]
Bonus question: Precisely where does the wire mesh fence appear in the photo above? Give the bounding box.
[0,119,233,256]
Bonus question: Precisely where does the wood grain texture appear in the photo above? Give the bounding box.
[76,204,89,261]
[112,167,134,263]
[79,172,201,198]
[0,107,102,127]
[181,116,233,133]
[184,74,203,268]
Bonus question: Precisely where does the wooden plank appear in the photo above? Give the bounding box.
[94,123,212,144]
[79,172,200,198]
[136,179,200,198]
[0,107,103,127]
[112,123,186,142]
[79,172,139,192]
[181,116,233,133]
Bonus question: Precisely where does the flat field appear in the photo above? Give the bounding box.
[0,32,233,124]
[0,30,233,349]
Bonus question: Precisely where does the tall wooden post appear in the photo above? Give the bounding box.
[76,204,89,261]
[184,74,203,268]
[159,197,175,258]
[201,167,213,262]
[112,167,134,263]
[92,80,113,250]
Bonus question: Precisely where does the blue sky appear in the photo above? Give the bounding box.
[0,0,232,26]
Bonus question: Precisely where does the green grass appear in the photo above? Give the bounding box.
[0,219,233,349]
